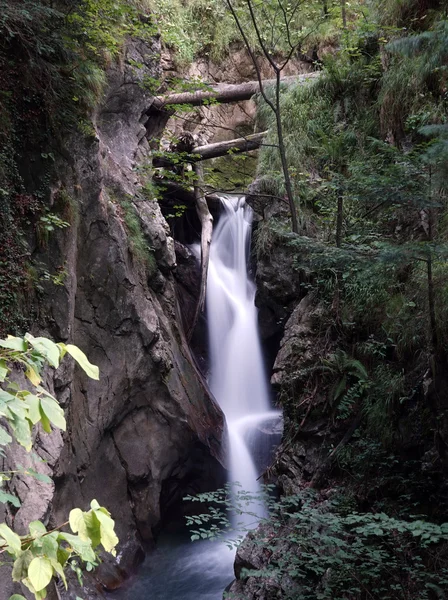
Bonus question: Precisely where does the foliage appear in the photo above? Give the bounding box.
[112,192,157,274]
[0,0,158,334]
[186,486,448,600]
[0,333,117,600]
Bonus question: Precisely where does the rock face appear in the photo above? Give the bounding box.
[1,36,225,599]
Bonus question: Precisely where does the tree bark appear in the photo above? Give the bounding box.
[153,132,267,167]
[188,164,214,340]
[336,195,343,248]
[149,73,318,111]
[274,70,299,233]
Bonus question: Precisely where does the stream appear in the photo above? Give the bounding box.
[113,196,281,599]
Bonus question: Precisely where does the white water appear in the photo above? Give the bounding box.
[207,196,279,521]
[111,195,281,600]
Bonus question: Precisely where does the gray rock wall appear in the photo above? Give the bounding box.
[0,36,224,599]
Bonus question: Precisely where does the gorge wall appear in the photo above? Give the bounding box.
[1,34,228,599]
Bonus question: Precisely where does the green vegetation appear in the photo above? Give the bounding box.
[0,0,158,334]
[255,0,448,435]
[111,191,157,274]
[150,0,364,65]
[0,334,118,599]
[187,486,448,600]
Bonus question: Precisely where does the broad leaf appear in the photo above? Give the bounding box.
[0,359,8,382]
[0,490,21,507]
[28,556,53,592]
[23,468,52,484]
[0,336,27,352]
[29,521,47,537]
[12,549,33,581]
[0,425,12,446]
[56,546,71,567]
[25,395,42,425]
[69,508,85,535]
[58,533,96,563]
[39,407,52,434]
[0,523,22,555]
[25,336,60,369]
[41,535,58,559]
[9,413,32,451]
[25,366,41,386]
[49,556,67,588]
[95,510,118,554]
[40,396,66,431]
[64,345,99,380]
[9,595,27,600]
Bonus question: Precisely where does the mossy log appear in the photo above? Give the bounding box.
[149,73,318,111]
[152,131,267,167]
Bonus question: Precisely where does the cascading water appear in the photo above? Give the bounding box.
[207,196,279,521]
[111,195,281,600]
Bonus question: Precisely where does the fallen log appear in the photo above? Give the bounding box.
[153,179,222,210]
[188,163,214,340]
[153,131,267,167]
[149,73,318,111]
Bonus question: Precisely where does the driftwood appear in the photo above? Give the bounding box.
[188,163,214,340]
[153,131,267,167]
[149,73,318,111]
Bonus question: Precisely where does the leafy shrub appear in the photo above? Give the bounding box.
[0,333,118,599]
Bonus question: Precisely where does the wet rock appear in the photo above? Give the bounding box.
[2,35,225,598]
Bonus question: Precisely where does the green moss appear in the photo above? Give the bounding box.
[116,196,157,275]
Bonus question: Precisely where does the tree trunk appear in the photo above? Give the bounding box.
[188,164,214,340]
[149,73,318,111]
[275,71,299,233]
[153,132,267,167]
[336,195,343,248]
[427,254,438,354]
[341,0,347,28]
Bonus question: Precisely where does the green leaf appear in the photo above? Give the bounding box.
[58,533,96,563]
[95,510,118,554]
[41,535,58,559]
[29,521,47,537]
[23,468,52,484]
[56,546,71,568]
[83,511,101,548]
[39,406,52,434]
[9,413,32,451]
[0,490,21,507]
[0,425,12,446]
[333,375,347,401]
[0,336,27,351]
[25,336,60,369]
[25,395,42,425]
[9,595,28,600]
[40,396,66,431]
[69,508,85,535]
[64,344,99,380]
[25,366,41,386]
[49,556,67,588]
[0,523,23,555]
[0,359,8,381]
[28,556,53,592]
[12,549,33,581]
[57,343,67,359]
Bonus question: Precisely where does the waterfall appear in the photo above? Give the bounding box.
[110,196,282,600]
[206,196,280,522]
